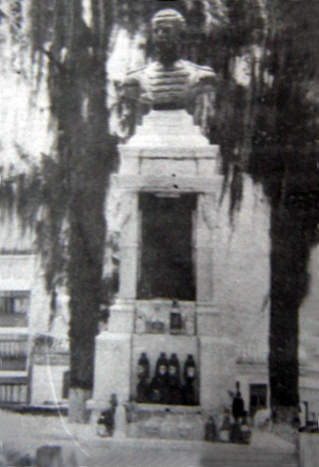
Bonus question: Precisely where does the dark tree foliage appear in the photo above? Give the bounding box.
[29,0,118,398]
[249,0,319,419]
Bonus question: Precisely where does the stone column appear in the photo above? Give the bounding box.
[195,193,214,303]
[107,191,138,333]
[118,191,139,300]
[91,190,138,416]
[93,333,132,408]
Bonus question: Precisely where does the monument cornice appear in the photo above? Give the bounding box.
[110,174,223,193]
[119,146,219,159]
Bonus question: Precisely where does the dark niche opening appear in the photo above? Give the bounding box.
[137,193,196,300]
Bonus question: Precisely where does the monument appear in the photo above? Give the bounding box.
[89,9,236,439]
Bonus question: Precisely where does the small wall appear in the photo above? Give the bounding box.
[31,363,69,406]
[300,433,319,467]
[126,404,205,440]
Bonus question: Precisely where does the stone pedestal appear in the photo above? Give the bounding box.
[93,332,132,407]
[107,301,135,333]
[90,110,236,435]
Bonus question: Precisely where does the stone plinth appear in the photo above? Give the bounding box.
[93,332,131,407]
[107,301,135,333]
[126,405,205,441]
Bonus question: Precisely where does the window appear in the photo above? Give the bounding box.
[0,339,27,371]
[0,291,29,315]
[249,384,267,417]
[0,292,29,327]
[0,379,28,405]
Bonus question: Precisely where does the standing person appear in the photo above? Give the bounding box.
[232,391,245,424]
[96,394,118,437]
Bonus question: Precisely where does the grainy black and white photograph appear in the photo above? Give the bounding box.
[0,0,318,466]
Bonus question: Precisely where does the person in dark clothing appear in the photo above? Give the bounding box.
[232,391,245,423]
[97,394,118,437]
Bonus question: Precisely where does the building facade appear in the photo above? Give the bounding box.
[0,221,69,408]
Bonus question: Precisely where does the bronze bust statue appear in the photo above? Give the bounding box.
[121,9,216,116]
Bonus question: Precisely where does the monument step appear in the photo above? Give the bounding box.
[135,125,202,135]
[127,135,210,147]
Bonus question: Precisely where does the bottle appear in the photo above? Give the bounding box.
[168,353,182,405]
[136,352,150,403]
[150,353,169,404]
[168,353,180,382]
[137,352,150,380]
[183,354,197,406]
[184,354,196,383]
[155,352,168,379]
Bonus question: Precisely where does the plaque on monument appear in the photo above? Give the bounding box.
[170,311,182,332]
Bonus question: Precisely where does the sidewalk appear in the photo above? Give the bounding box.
[0,409,298,467]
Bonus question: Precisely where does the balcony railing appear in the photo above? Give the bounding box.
[0,313,28,327]
[0,378,28,405]
[0,339,28,371]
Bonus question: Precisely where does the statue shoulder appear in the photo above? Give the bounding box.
[181,60,217,84]
[124,65,148,85]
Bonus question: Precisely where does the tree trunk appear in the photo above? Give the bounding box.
[68,388,92,423]
[262,1,319,421]
[43,0,116,422]
[269,202,310,423]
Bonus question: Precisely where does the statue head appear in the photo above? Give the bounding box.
[151,9,186,66]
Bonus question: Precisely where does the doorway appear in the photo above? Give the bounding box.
[249,384,267,418]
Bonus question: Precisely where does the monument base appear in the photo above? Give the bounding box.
[89,316,236,440]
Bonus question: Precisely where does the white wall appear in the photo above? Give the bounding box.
[213,176,271,360]
[31,364,69,406]
[0,254,51,335]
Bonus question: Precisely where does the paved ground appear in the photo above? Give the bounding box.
[0,410,298,467]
